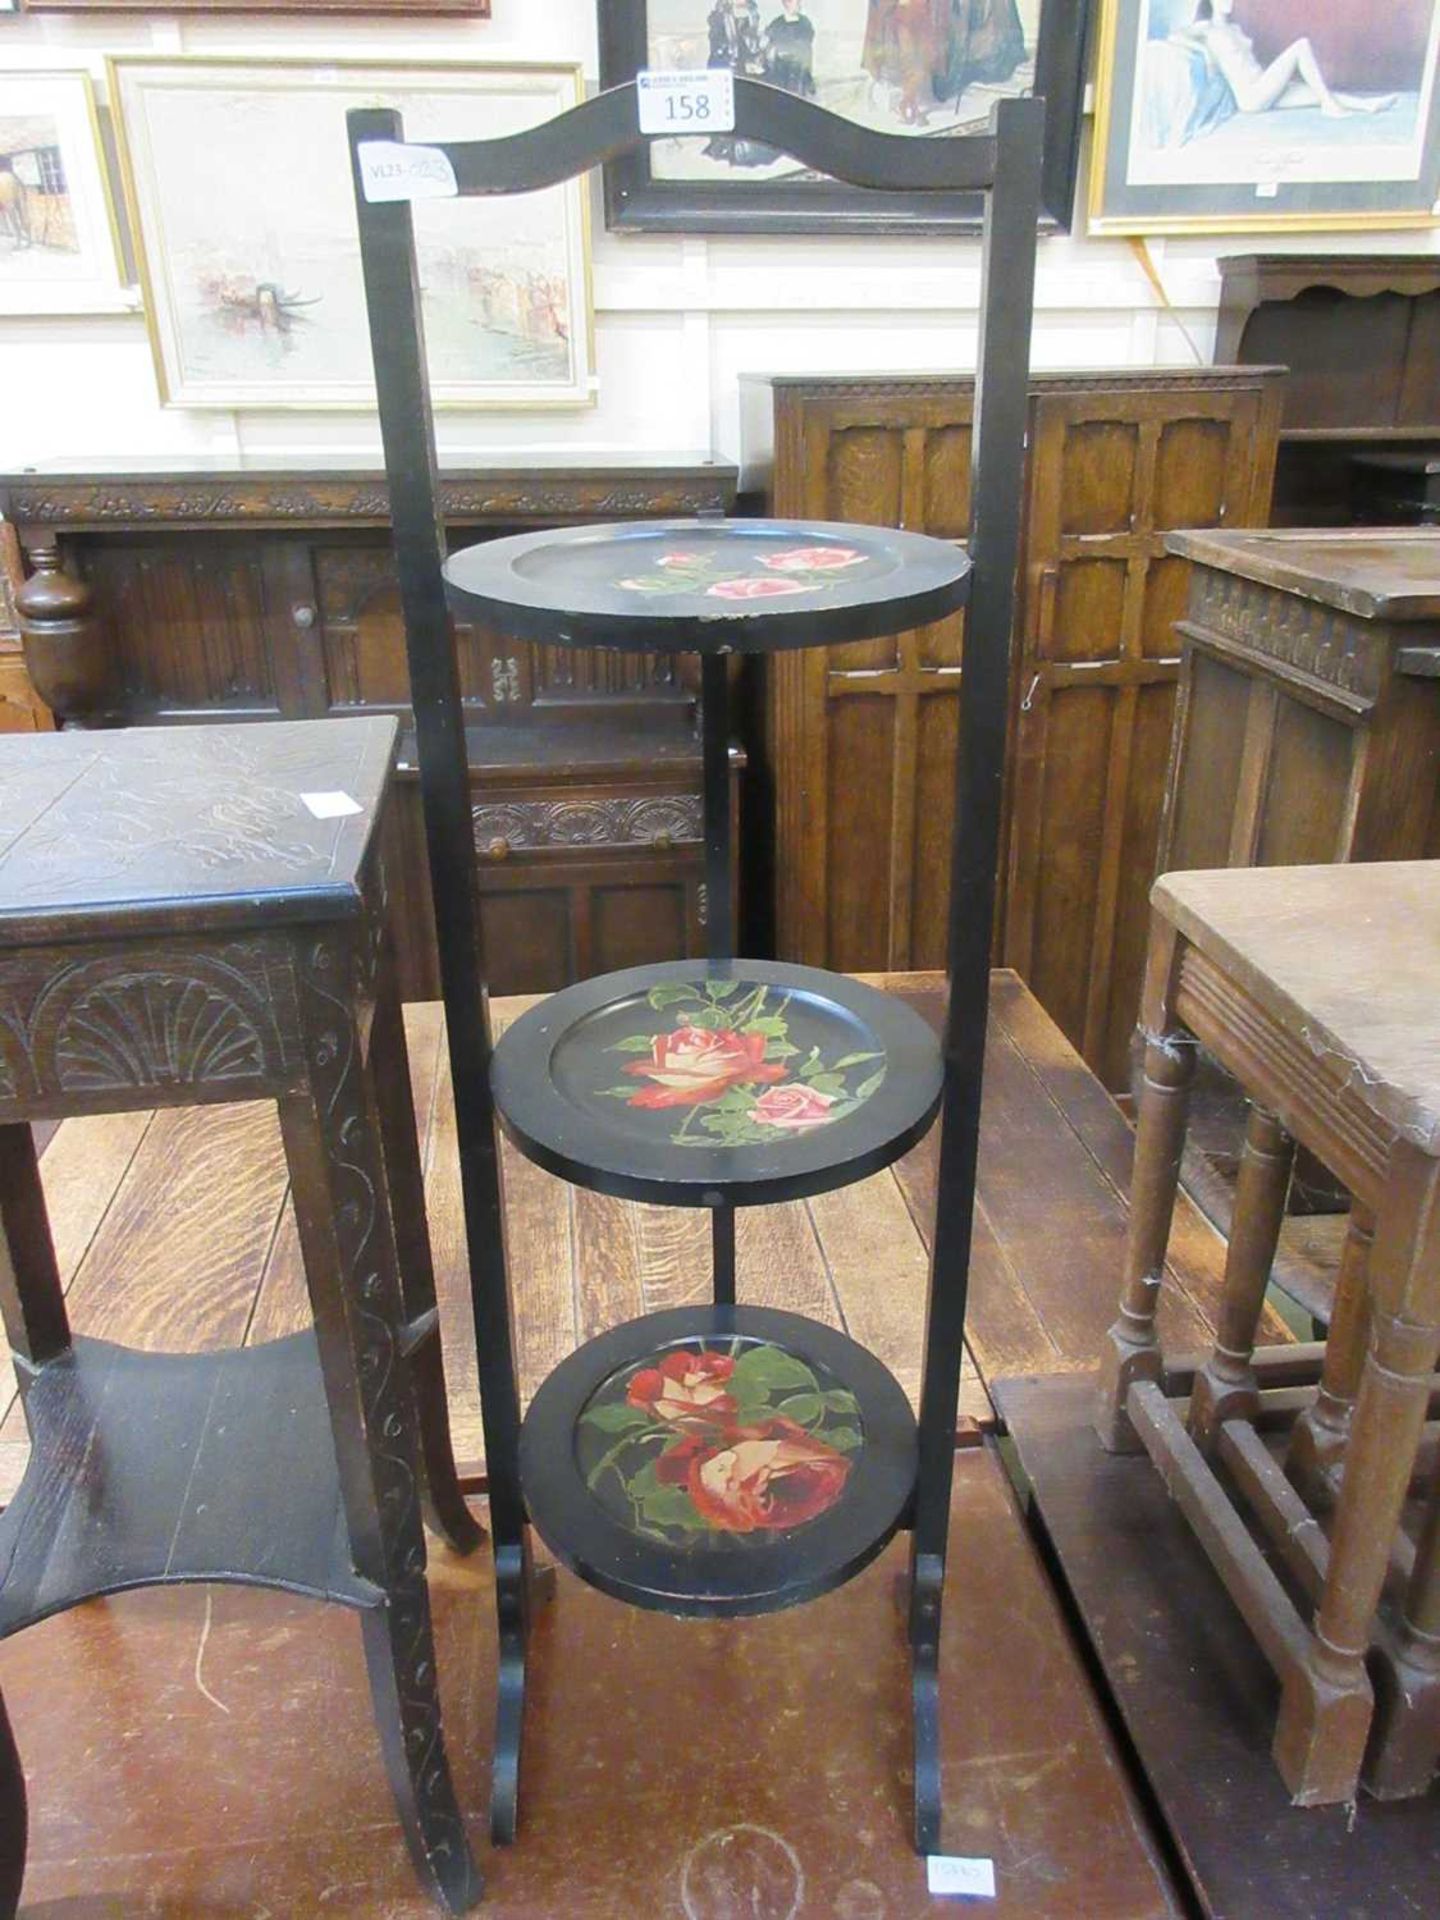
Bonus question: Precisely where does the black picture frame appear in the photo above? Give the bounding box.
[598,0,1090,233]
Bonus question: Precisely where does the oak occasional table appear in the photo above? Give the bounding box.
[0,716,482,1912]
[1096,860,1440,1807]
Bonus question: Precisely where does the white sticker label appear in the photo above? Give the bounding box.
[357,140,458,204]
[927,1856,997,1899]
[637,67,735,137]
[301,790,363,820]
[1255,180,1280,199]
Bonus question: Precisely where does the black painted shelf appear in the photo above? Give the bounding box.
[0,1333,378,1634]
[519,1304,917,1618]
[489,958,943,1209]
[443,517,971,655]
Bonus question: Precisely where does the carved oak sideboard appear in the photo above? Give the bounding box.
[0,457,738,998]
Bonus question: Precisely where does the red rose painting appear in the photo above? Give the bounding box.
[683,1416,852,1533]
[626,1349,738,1424]
[579,1337,864,1547]
[598,978,887,1149]
[623,1024,785,1110]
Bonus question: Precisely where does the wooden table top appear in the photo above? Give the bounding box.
[1155,862,1440,1155]
[0,716,395,945]
[1164,527,1440,622]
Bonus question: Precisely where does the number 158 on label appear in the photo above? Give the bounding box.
[636,69,737,136]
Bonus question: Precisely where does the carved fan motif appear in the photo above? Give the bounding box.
[53,972,268,1091]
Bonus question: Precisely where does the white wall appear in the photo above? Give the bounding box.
[4,2,1438,472]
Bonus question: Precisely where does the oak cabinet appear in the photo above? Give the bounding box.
[1214,254,1440,527]
[742,368,1283,1089]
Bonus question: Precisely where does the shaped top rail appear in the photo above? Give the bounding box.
[350,77,1008,200]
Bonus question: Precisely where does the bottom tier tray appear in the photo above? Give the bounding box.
[490,958,943,1208]
[519,1305,917,1618]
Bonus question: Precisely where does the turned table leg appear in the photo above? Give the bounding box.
[1286,1204,1374,1503]
[1366,1440,1440,1799]
[1189,1103,1295,1453]
[1274,1142,1440,1807]
[1096,1028,1196,1451]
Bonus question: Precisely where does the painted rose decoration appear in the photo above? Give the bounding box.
[761,546,865,574]
[614,541,869,601]
[578,1338,863,1546]
[623,1023,785,1110]
[597,978,887,1149]
[704,575,809,600]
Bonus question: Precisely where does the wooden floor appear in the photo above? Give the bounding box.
[0,971,1269,1506]
[0,970,1266,1914]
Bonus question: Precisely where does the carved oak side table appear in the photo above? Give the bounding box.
[0,716,482,1912]
[1097,860,1440,1808]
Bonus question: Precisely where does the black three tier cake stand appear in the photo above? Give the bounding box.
[350,76,1042,1902]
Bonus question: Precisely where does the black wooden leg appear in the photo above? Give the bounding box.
[0,1122,70,1382]
[369,964,483,1557]
[490,1533,530,1844]
[0,1684,25,1920]
[909,1546,944,1854]
[711,1203,736,1307]
[282,938,480,1914]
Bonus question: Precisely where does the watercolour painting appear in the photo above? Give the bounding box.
[110,59,593,410]
[0,69,127,314]
[1091,0,1440,231]
[600,0,1090,230]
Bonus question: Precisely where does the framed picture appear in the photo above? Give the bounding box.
[599,1,1091,233]
[27,3,489,14]
[110,58,593,411]
[1090,0,1440,233]
[0,69,129,314]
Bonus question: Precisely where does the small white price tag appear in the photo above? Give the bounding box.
[357,140,458,204]
[301,790,363,820]
[1255,180,1280,199]
[927,1856,997,1899]
[637,67,735,137]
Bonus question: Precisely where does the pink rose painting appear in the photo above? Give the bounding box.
[751,1084,838,1131]
[614,538,871,601]
[761,546,865,574]
[704,575,810,601]
[597,977,887,1149]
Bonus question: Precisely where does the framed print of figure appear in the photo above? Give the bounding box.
[600,0,1091,232]
[110,59,593,410]
[0,68,129,314]
[1091,0,1440,233]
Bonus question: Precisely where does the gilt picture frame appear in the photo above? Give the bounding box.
[599,0,1091,232]
[0,67,129,314]
[110,57,594,411]
[1090,0,1440,234]
[26,3,490,15]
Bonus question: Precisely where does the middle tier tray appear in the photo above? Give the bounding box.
[490,959,943,1208]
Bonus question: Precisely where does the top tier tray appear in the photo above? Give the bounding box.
[443,517,971,654]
